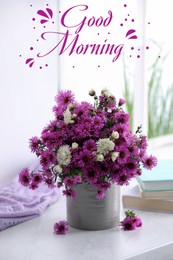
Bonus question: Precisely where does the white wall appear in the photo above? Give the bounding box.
[0,0,58,184]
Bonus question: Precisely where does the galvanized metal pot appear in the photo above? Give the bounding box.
[66,183,120,230]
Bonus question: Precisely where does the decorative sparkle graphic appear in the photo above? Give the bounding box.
[37,8,53,24]
[26,58,35,68]
[126,30,137,40]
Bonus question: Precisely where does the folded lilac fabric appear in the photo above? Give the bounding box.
[0,162,61,231]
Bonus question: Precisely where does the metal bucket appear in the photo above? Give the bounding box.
[66,183,120,230]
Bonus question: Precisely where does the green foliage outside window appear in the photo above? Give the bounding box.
[123,50,173,139]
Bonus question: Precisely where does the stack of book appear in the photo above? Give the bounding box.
[122,160,173,213]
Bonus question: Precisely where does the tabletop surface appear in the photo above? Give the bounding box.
[1,193,173,260]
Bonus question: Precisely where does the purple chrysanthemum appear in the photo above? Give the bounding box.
[77,150,95,168]
[120,210,142,231]
[74,175,82,184]
[29,136,41,153]
[140,136,148,150]
[29,182,39,190]
[94,181,111,191]
[64,176,76,188]
[120,217,136,231]
[32,173,43,185]
[44,178,55,188]
[117,147,130,164]
[143,155,157,170]
[19,168,31,187]
[115,169,130,186]
[132,216,142,227]
[63,189,76,199]
[83,140,96,152]
[93,116,104,129]
[53,220,69,235]
[96,190,105,199]
[83,168,99,183]
[55,90,75,108]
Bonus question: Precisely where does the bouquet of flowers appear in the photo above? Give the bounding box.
[19,88,157,199]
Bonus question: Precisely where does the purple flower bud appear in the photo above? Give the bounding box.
[118,98,125,106]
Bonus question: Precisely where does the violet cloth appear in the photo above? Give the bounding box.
[0,162,61,231]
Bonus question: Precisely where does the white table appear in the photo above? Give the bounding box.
[1,194,173,260]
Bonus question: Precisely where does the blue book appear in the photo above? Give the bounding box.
[136,160,173,191]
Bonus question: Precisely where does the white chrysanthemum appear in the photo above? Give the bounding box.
[53,164,63,173]
[96,138,115,155]
[111,131,119,139]
[72,142,78,149]
[111,152,119,162]
[57,145,72,166]
[96,153,104,162]
[63,109,72,125]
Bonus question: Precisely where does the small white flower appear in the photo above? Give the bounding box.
[67,103,75,110]
[72,142,78,149]
[101,88,111,97]
[54,164,62,173]
[63,109,72,125]
[96,138,115,155]
[96,153,104,162]
[89,89,96,96]
[72,114,77,119]
[111,152,119,162]
[57,145,72,166]
[111,131,119,139]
